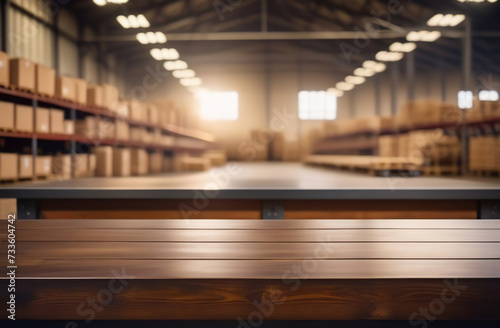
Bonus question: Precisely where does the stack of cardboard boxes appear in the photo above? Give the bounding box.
[469,136,500,173]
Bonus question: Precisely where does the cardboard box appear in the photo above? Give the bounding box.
[113,148,131,177]
[52,155,71,180]
[131,149,148,176]
[64,120,74,135]
[15,104,33,132]
[36,108,50,134]
[10,58,35,91]
[130,127,143,142]
[147,104,159,123]
[0,153,18,180]
[94,146,113,177]
[18,155,32,179]
[0,199,16,219]
[75,154,88,178]
[74,78,88,104]
[35,64,55,97]
[102,84,119,111]
[116,101,129,117]
[162,156,172,172]
[35,156,52,177]
[87,84,103,107]
[129,100,146,122]
[88,154,96,176]
[115,120,130,141]
[181,156,210,171]
[0,51,9,87]
[204,151,227,167]
[149,152,162,174]
[0,101,14,131]
[56,76,76,101]
[75,116,97,139]
[98,119,115,140]
[50,109,65,134]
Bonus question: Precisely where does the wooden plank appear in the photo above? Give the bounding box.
[6,279,499,320]
[10,259,500,279]
[11,219,498,230]
[14,242,500,260]
[13,228,500,242]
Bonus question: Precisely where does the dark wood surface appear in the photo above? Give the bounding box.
[3,279,498,320]
[32,199,478,219]
[2,219,499,319]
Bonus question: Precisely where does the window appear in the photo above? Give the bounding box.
[479,90,499,101]
[298,91,337,120]
[199,91,239,120]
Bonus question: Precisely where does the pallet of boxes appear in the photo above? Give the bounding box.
[469,136,500,177]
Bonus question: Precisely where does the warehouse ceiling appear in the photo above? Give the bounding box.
[67,0,500,76]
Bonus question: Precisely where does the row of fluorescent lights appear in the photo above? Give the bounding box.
[93,1,203,90]
[93,0,128,5]
[328,12,466,97]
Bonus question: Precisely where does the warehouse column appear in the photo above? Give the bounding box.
[406,51,415,101]
[461,16,472,176]
[391,62,399,116]
[440,56,447,102]
[53,9,60,76]
[374,74,381,116]
[0,0,9,52]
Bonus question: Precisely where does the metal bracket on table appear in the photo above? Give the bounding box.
[17,199,38,219]
[262,201,284,220]
[479,200,500,219]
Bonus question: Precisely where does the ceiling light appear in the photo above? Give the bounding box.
[373,63,386,73]
[150,48,179,61]
[180,77,202,87]
[327,88,344,97]
[427,13,465,27]
[116,15,129,28]
[389,42,416,53]
[458,90,473,109]
[136,33,148,44]
[406,30,441,42]
[354,67,375,77]
[173,69,196,78]
[336,82,355,91]
[117,15,150,29]
[136,31,166,44]
[362,60,377,69]
[155,32,167,43]
[128,15,139,28]
[164,60,188,71]
[162,48,179,60]
[376,51,404,62]
[345,75,366,85]
[94,0,128,5]
[137,14,150,28]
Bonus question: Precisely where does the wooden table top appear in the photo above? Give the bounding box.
[5,219,500,280]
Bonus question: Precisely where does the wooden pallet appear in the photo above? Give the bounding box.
[470,170,500,177]
[424,165,461,176]
[306,155,423,177]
